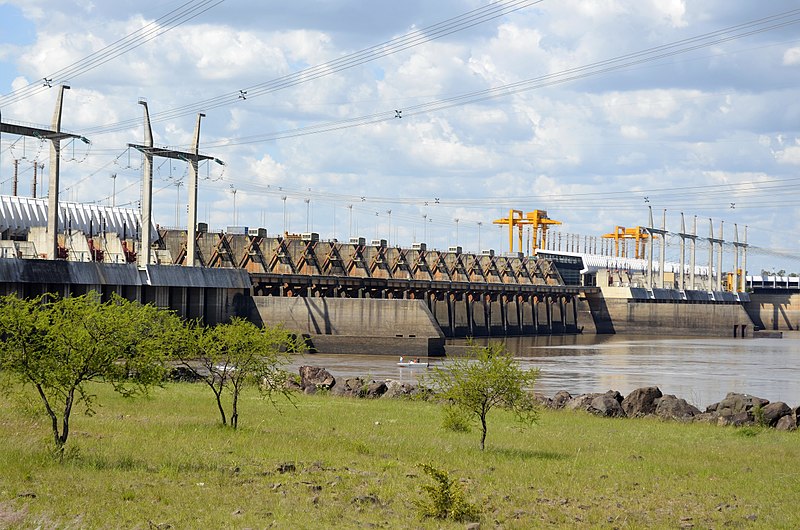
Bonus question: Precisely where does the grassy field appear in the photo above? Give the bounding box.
[0,380,797,529]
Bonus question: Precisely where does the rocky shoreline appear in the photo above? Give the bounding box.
[293,366,799,432]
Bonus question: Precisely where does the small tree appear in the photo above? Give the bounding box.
[175,318,300,429]
[0,293,181,454]
[427,341,539,450]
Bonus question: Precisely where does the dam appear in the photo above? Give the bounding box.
[0,195,777,356]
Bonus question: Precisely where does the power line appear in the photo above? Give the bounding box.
[0,0,226,108]
[167,8,800,150]
[80,0,544,135]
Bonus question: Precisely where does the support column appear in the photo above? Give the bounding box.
[187,113,205,267]
[716,221,724,291]
[571,296,578,332]
[690,216,697,291]
[545,295,553,334]
[47,85,70,260]
[138,100,154,268]
[659,209,667,289]
[466,296,474,336]
[678,213,686,291]
[733,224,740,293]
[707,219,716,292]
[646,207,654,289]
[741,226,748,293]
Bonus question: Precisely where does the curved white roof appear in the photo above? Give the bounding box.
[0,195,157,240]
[537,249,712,276]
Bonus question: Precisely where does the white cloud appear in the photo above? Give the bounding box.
[774,143,800,165]
[0,0,799,270]
[783,47,800,66]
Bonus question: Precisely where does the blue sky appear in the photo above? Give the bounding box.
[0,0,799,273]
[0,4,33,88]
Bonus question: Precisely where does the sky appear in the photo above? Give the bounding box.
[1,0,799,274]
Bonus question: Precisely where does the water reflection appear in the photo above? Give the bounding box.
[288,334,800,408]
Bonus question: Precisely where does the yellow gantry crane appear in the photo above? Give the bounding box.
[492,209,562,254]
[601,226,651,259]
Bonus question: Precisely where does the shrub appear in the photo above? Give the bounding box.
[414,463,480,522]
[442,404,472,432]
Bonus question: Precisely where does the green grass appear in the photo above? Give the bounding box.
[0,381,797,529]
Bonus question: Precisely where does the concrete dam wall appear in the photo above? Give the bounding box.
[745,293,800,331]
[249,296,446,356]
[587,286,755,337]
[0,258,251,326]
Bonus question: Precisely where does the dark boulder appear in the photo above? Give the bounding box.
[167,366,204,383]
[382,380,418,399]
[717,411,755,427]
[622,387,662,417]
[775,415,797,431]
[299,366,335,391]
[533,392,553,408]
[588,394,626,418]
[285,377,303,392]
[551,390,572,409]
[564,393,600,412]
[761,402,791,427]
[565,391,621,413]
[707,392,769,415]
[692,412,719,424]
[655,395,700,421]
[365,381,388,398]
[331,376,366,397]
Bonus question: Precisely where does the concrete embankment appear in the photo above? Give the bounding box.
[745,293,800,331]
[249,291,757,354]
[247,296,446,356]
[587,287,755,336]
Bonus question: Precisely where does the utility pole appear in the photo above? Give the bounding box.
[110,173,117,207]
[282,196,288,234]
[130,104,220,267]
[347,204,353,239]
[0,86,87,259]
[716,220,724,291]
[12,159,18,196]
[231,186,238,226]
[174,181,183,227]
[386,209,392,246]
[32,162,42,198]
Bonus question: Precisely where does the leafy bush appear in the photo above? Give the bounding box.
[752,404,767,427]
[414,463,480,522]
[442,404,472,432]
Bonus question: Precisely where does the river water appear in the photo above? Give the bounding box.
[288,333,800,409]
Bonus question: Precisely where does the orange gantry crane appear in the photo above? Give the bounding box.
[492,209,562,255]
[601,226,651,259]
